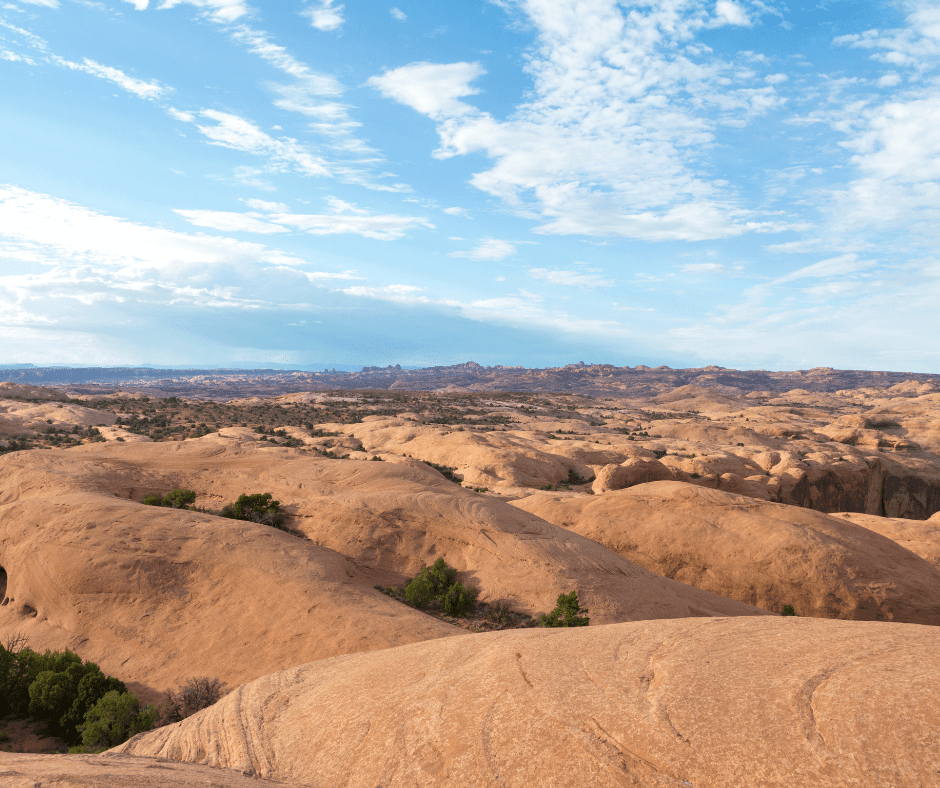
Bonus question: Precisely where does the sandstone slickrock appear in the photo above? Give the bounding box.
[838,510,940,570]
[0,441,765,699]
[0,445,462,699]
[592,457,675,493]
[510,480,940,623]
[116,617,940,788]
[0,753,295,788]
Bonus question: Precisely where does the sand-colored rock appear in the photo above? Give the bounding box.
[345,419,596,488]
[0,398,116,436]
[110,438,763,624]
[0,753,291,788]
[838,510,940,570]
[592,457,674,493]
[0,445,462,699]
[510,481,940,623]
[0,441,767,700]
[117,617,940,788]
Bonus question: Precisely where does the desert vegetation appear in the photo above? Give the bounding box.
[0,633,153,752]
[143,489,286,530]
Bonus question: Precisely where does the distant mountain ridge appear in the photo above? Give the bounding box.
[1,362,938,399]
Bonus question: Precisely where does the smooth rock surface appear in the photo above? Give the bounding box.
[511,480,940,622]
[117,617,940,788]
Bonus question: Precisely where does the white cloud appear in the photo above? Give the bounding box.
[714,1,751,27]
[186,109,330,177]
[368,61,484,118]
[834,3,940,69]
[19,0,58,6]
[390,7,406,21]
[223,26,395,188]
[228,25,343,87]
[1,49,34,64]
[369,1,787,242]
[449,238,515,260]
[50,56,167,99]
[529,268,614,287]
[0,184,314,274]
[243,198,289,212]
[123,0,149,9]
[303,0,344,31]
[157,0,251,24]
[876,72,901,87]
[176,197,434,240]
[830,96,940,233]
[442,206,470,217]
[168,107,195,122]
[764,73,788,84]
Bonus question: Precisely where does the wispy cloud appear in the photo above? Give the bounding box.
[680,263,727,274]
[147,0,251,24]
[390,7,406,21]
[449,238,515,260]
[529,268,614,287]
[52,56,167,99]
[833,1,940,69]
[1,49,34,64]
[176,197,434,240]
[177,109,330,177]
[370,0,788,242]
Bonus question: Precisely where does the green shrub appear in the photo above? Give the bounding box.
[142,489,196,508]
[442,582,479,617]
[422,461,461,484]
[781,604,797,616]
[76,690,157,751]
[404,558,456,609]
[220,493,284,528]
[162,489,196,508]
[538,592,589,627]
[402,558,477,617]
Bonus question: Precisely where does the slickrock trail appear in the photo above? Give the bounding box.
[116,617,940,788]
[511,481,940,623]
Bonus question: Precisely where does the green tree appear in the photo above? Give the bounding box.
[77,690,157,752]
[404,558,457,609]
[538,592,590,627]
[28,660,125,743]
[441,581,479,617]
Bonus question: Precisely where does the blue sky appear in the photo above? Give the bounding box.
[1,0,938,371]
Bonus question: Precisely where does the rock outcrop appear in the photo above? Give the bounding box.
[511,481,940,623]
[117,617,940,788]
